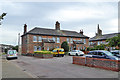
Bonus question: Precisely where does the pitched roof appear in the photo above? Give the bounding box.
[89,32,120,41]
[22,27,89,38]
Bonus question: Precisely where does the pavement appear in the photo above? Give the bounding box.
[9,55,119,78]
[2,56,33,78]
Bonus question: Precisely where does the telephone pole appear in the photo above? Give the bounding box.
[18,33,20,55]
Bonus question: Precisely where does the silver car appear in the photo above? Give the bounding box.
[68,50,84,56]
[6,50,18,60]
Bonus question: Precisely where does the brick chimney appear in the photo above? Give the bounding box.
[55,21,60,30]
[24,24,27,34]
[80,29,83,35]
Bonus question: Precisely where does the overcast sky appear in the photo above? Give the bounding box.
[0,1,118,46]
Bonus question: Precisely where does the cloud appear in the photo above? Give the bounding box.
[0,2,118,45]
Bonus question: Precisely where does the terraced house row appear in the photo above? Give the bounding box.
[21,21,89,54]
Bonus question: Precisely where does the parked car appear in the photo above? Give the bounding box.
[110,50,120,58]
[68,50,84,56]
[6,50,18,60]
[52,48,65,57]
[85,50,119,60]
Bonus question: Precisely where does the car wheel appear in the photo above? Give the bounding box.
[80,54,83,56]
[76,53,78,56]
[6,58,9,60]
[69,53,71,56]
[57,54,59,57]
[62,55,64,57]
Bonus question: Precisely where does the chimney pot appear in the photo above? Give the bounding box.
[55,21,60,30]
[80,29,83,35]
[24,24,27,34]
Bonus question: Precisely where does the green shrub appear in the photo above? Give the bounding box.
[42,50,47,51]
[64,52,68,55]
[34,51,53,54]
[61,41,69,52]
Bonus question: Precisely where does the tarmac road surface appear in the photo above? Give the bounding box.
[9,55,119,78]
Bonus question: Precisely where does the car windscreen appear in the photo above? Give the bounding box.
[59,49,64,52]
[53,50,57,52]
[78,51,82,53]
[112,52,119,55]
[103,51,114,56]
[8,50,17,55]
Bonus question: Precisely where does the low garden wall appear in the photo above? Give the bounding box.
[34,53,53,58]
[34,51,53,58]
[73,56,120,72]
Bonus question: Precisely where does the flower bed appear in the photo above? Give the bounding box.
[34,51,53,58]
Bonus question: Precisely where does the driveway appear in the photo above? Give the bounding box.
[9,55,118,78]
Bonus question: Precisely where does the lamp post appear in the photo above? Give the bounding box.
[18,33,20,55]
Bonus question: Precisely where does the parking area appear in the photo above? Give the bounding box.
[9,55,119,78]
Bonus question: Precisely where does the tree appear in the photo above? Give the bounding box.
[61,41,69,52]
[94,44,105,50]
[106,34,120,49]
[12,45,18,52]
[0,13,7,25]
[87,44,105,51]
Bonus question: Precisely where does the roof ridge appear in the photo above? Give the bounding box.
[61,30,78,33]
[102,32,120,36]
[34,27,55,30]
[22,27,89,38]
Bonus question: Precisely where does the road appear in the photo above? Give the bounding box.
[7,55,119,78]
[2,55,33,78]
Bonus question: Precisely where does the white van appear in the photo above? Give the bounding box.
[6,50,18,60]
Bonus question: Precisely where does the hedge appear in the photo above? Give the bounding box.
[34,51,53,54]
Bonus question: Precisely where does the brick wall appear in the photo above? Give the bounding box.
[73,56,120,72]
[21,35,27,54]
[22,34,89,54]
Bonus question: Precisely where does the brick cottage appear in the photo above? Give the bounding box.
[89,24,120,50]
[21,21,89,54]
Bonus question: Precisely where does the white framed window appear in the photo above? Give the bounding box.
[38,36,42,42]
[53,37,56,42]
[103,41,105,44]
[70,46,73,51]
[71,38,73,43]
[33,36,37,42]
[47,47,49,51]
[89,42,91,45]
[81,39,83,42]
[74,39,76,41]
[84,46,86,49]
[57,37,60,43]
[38,46,41,51]
[84,39,86,44]
[98,41,100,45]
[78,47,80,50]
[34,46,37,51]
[91,42,93,44]
[67,38,70,43]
